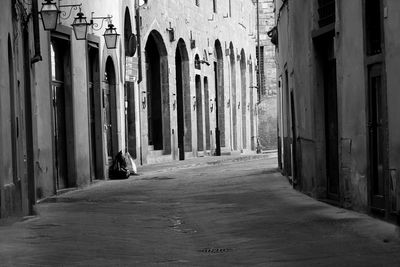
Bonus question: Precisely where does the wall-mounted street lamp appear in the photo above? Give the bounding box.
[40,0,83,30]
[141,91,147,109]
[71,9,89,40]
[39,0,120,49]
[193,96,197,111]
[172,93,176,110]
[103,23,120,49]
[166,22,175,42]
[40,0,61,30]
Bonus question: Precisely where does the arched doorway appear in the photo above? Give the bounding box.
[214,40,225,156]
[145,31,171,154]
[195,75,203,152]
[204,77,211,151]
[176,39,191,160]
[50,37,73,189]
[249,58,255,150]
[104,57,118,166]
[124,7,137,158]
[240,49,247,149]
[229,42,237,150]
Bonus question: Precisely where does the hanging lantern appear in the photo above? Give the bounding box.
[103,23,120,49]
[40,0,60,31]
[72,11,90,40]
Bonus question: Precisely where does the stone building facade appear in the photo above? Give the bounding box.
[138,0,258,164]
[275,0,400,222]
[0,0,257,219]
[0,0,137,218]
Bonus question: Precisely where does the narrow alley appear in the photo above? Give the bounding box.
[1,156,400,266]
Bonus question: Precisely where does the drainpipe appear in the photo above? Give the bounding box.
[135,0,143,165]
[31,0,42,64]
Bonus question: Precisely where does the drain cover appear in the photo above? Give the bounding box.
[199,248,232,253]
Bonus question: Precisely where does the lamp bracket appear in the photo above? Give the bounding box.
[59,3,81,20]
[91,12,113,31]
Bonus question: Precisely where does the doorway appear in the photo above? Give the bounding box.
[50,38,72,190]
[229,43,237,150]
[290,91,297,183]
[88,45,100,181]
[240,49,247,149]
[249,62,255,150]
[145,31,171,154]
[368,64,387,212]
[176,39,191,160]
[196,75,204,152]
[324,58,339,199]
[214,40,225,155]
[204,77,211,151]
[104,57,118,166]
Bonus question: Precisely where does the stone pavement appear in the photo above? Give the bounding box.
[1,156,400,266]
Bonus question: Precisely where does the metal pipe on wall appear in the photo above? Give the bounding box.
[31,0,42,64]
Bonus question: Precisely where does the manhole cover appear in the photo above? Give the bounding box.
[199,248,232,253]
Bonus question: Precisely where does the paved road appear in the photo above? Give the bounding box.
[1,157,400,266]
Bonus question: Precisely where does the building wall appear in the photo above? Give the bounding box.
[276,0,400,221]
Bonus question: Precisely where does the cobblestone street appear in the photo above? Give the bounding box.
[1,156,400,266]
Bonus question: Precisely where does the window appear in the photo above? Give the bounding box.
[195,0,199,7]
[195,54,201,70]
[213,0,216,13]
[318,0,335,27]
[365,0,382,55]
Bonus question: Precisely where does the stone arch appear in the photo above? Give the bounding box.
[214,39,225,155]
[249,56,255,150]
[229,42,237,150]
[240,48,247,149]
[175,38,191,160]
[145,30,171,154]
[104,57,119,162]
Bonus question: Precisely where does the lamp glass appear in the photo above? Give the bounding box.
[72,15,89,40]
[40,2,59,30]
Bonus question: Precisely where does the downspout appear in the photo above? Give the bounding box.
[31,0,42,64]
[135,0,143,165]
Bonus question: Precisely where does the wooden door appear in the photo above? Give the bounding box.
[324,59,339,199]
[368,64,386,211]
[52,82,68,189]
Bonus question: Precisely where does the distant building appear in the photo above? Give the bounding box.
[253,0,277,150]
[253,0,277,98]
[275,0,400,222]
[138,0,258,163]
